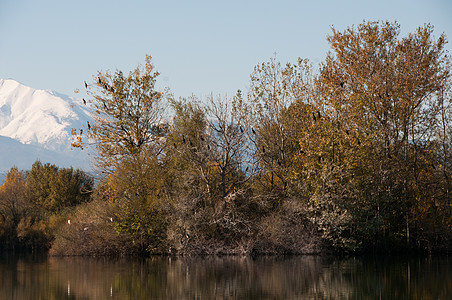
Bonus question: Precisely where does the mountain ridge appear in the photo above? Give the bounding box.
[0,78,91,151]
[0,78,94,179]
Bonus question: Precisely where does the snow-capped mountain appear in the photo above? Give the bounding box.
[0,79,93,178]
[0,78,91,151]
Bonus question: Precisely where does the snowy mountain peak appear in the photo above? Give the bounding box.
[0,78,91,152]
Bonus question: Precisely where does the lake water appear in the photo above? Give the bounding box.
[0,253,450,299]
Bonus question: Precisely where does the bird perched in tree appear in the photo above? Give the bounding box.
[340,81,344,88]
[80,129,83,135]
[98,77,102,85]
[312,112,316,122]
[252,128,256,134]
[84,81,88,89]
[87,121,91,130]
[82,98,86,105]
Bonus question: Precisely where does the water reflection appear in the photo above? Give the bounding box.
[0,253,451,299]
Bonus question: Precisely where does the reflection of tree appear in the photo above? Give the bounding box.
[0,255,451,299]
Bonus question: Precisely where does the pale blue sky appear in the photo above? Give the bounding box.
[1,0,451,100]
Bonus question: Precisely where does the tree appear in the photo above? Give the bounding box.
[165,97,210,207]
[75,55,170,203]
[26,161,93,213]
[74,54,168,173]
[205,93,251,213]
[73,55,171,253]
[166,94,251,213]
[247,55,314,198]
[317,20,451,249]
[0,168,28,235]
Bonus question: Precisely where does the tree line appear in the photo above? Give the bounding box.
[0,162,92,251]
[1,21,451,255]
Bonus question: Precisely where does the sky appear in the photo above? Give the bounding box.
[1,0,451,101]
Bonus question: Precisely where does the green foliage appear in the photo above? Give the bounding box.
[0,163,93,251]
[113,206,167,253]
[27,161,93,213]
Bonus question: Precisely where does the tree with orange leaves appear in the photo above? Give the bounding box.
[316,20,450,250]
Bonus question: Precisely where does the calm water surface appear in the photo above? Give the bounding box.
[0,253,451,299]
